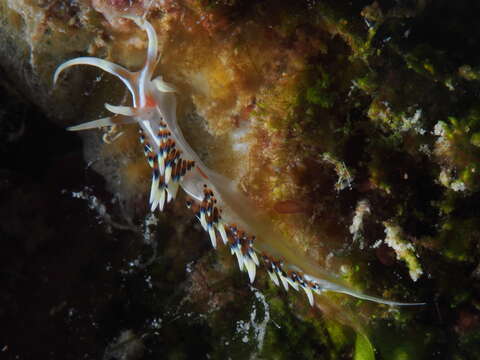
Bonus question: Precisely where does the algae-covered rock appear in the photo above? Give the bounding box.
[2,0,480,359]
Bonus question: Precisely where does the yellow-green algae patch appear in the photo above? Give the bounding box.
[383,221,423,282]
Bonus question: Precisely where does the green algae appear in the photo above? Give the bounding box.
[434,109,480,192]
[459,65,480,81]
[305,65,335,109]
[370,321,431,360]
[383,221,423,282]
[259,296,355,360]
[354,332,375,360]
[437,218,479,262]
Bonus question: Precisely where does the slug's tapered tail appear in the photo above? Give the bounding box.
[53,16,425,308]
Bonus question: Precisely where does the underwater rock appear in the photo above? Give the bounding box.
[2,0,480,359]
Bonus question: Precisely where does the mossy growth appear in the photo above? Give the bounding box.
[459,65,480,81]
[367,98,427,138]
[370,320,430,360]
[304,65,335,109]
[383,221,423,282]
[314,1,374,61]
[402,44,447,79]
[259,296,355,360]
[353,72,379,95]
[437,218,480,262]
[434,107,480,192]
[458,327,480,359]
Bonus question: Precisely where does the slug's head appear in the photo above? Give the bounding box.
[53,16,175,130]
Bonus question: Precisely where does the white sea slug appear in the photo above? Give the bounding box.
[54,16,424,308]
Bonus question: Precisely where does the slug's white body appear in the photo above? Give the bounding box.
[54,16,424,307]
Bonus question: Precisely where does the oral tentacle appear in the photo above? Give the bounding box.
[139,17,159,79]
[152,77,177,93]
[54,57,137,102]
[104,103,140,117]
[66,115,137,131]
[122,16,159,97]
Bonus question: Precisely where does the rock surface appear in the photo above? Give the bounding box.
[1,1,480,359]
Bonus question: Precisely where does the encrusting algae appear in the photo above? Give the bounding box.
[53,16,424,311]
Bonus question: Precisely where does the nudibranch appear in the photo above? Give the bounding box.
[54,16,424,308]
